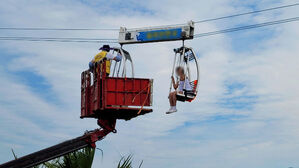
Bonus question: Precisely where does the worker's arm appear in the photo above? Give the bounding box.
[106,53,122,62]
[113,53,122,62]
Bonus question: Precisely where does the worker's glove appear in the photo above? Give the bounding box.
[115,54,122,62]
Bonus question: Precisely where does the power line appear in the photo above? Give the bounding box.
[194,16,299,38]
[194,3,299,23]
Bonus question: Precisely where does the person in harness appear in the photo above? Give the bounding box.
[166,66,192,114]
[89,45,122,76]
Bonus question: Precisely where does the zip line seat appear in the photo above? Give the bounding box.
[176,80,198,102]
[170,45,200,103]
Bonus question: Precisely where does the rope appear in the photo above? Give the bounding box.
[132,83,150,103]
[137,83,151,115]
[169,52,178,94]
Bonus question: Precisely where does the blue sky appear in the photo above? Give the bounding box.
[0,0,299,168]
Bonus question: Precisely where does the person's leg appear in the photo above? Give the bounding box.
[171,92,177,111]
[166,92,178,114]
[173,92,177,105]
[169,93,173,106]
[173,92,177,106]
[89,61,94,72]
[170,92,177,106]
[167,92,175,113]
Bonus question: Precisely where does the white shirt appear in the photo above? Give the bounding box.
[178,78,192,91]
[105,52,115,60]
[106,52,122,62]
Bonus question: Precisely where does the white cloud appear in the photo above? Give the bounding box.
[0,0,299,168]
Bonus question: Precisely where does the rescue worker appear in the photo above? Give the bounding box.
[89,45,122,76]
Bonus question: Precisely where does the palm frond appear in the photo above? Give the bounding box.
[11,149,17,160]
[117,155,134,168]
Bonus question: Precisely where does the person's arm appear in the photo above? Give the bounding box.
[172,76,179,89]
[113,53,122,62]
[106,53,115,60]
[90,57,95,63]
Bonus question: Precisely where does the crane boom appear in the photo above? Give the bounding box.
[0,128,112,168]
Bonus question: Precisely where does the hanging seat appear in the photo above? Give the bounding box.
[170,45,199,102]
[176,80,198,102]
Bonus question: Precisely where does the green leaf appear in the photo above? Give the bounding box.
[11,149,17,160]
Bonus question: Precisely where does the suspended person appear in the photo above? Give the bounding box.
[166,67,192,114]
[89,45,122,76]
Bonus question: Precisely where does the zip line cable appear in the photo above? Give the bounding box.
[0,37,117,41]
[194,3,299,23]
[0,37,118,43]
[0,38,118,43]
[0,3,298,31]
[0,27,119,31]
[0,16,298,43]
[162,2,299,26]
[194,16,299,38]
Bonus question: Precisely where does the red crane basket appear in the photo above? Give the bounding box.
[81,62,153,120]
